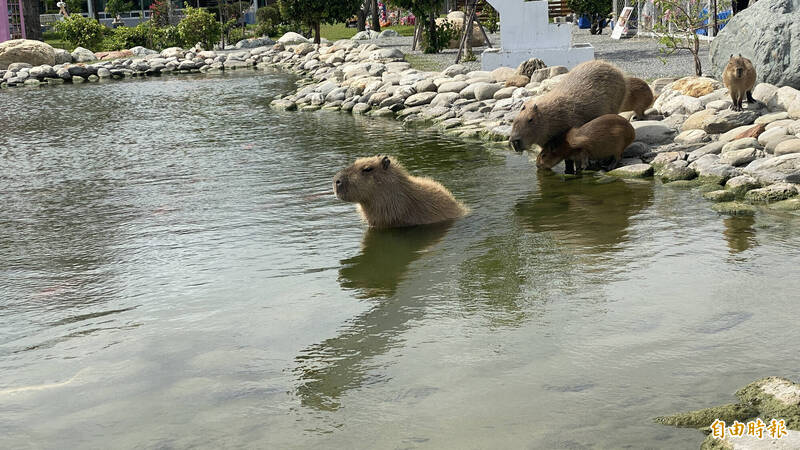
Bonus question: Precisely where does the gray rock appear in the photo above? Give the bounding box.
[370,48,404,61]
[29,64,55,78]
[352,30,379,40]
[712,201,757,216]
[493,86,516,100]
[352,103,371,114]
[224,59,250,69]
[0,40,55,69]
[674,129,709,144]
[725,175,761,196]
[235,37,274,49]
[659,161,698,182]
[745,183,799,203]
[719,148,762,166]
[690,154,741,184]
[23,78,40,86]
[703,190,736,202]
[279,32,309,45]
[702,108,760,134]
[623,141,650,158]
[774,138,800,156]
[744,153,800,183]
[765,134,797,153]
[53,48,72,64]
[56,67,73,80]
[70,47,96,63]
[378,29,398,38]
[438,80,468,93]
[71,75,85,83]
[757,126,788,146]
[130,46,158,57]
[473,82,502,101]
[405,91,437,107]
[632,121,676,144]
[607,163,654,178]
[430,92,460,107]
[443,64,469,77]
[755,111,790,124]
[722,137,761,153]
[710,0,800,89]
[66,65,89,77]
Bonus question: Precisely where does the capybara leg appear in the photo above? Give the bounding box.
[605,156,620,171]
[746,90,757,105]
[731,95,742,111]
[564,159,575,175]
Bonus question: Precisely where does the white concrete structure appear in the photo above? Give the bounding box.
[481,0,594,70]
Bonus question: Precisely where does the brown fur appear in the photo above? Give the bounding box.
[509,60,627,153]
[536,114,635,172]
[723,54,757,111]
[619,76,654,120]
[333,155,468,229]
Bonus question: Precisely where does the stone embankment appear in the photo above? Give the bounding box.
[3,33,800,215]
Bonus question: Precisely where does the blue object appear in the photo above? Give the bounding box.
[578,15,591,29]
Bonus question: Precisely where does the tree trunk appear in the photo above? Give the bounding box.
[313,21,321,45]
[357,0,369,31]
[693,35,701,75]
[22,0,42,40]
[426,13,436,52]
[371,0,380,31]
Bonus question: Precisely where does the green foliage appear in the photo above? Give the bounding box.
[53,14,106,51]
[226,24,247,44]
[652,0,717,75]
[420,17,455,53]
[481,3,499,33]
[177,5,222,49]
[100,21,182,51]
[387,0,445,52]
[255,4,282,37]
[104,0,132,17]
[66,0,83,14]
[279,0,362,43]
[566,0,610,17]
[149,0,170,27]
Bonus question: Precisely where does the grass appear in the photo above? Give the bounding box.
[43,31,69,50]
[319,22,416,41]
[404,53,442,72]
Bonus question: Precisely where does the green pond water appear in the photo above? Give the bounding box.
[2,71,800,449]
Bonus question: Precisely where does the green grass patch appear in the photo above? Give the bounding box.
[43,30,69,50]
[404,53,442,72]
[319,22,416,41]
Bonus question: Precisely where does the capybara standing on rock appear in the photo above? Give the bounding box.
[723,54,757,111]
[619,76,654,120]
[536,114,635,172]
[508,60,627,154]
[333,155,468,229]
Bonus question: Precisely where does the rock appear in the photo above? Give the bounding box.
[765,134,798,153]
[651,151,688,169]
[66,65,90,77]
[705,99,732,110]
[719,148,762,166]
[516,58,546,77]
[672,76,721,97]
[56,67,71,80]
[235,37,274,48]
[370,48,404,61]
[712,201,757,215]
[53,48,72,65]
[702,109,760,134]
[720,125,760,143]
[46,78,64,85]
[352,30,379,40]
[224,59,249,69]
[766,119,796,130]
[723,137,761,153]
[352,103,371,114]
[623,142,650,158]
[87,74,98,82]
[774,138,800,156]
[473,82,502,101]
[732,123,767,140]
[703,190,736,202]
[72,75,85,83]
[0,39,56,69]
[744,153,800,183]
[745,183,799,203]
[505,74,530,87]
[23,78,40,86]
[378,29,398,38]
[443,64,468,77]
[659,161,697,182]
[689,141,726,161]
[491,66,516,83]
[414,79,437,93]
[160,47,184,59]
[97,67,111,78]
[493,86,516,100]
[755,111,790,124]
[674,129,709,144]
[130,46,157,57]
[651,78,677,96]
[438,80,468,93]
[607,164,654,178]
[770,198,800,211]
[430,92,460,107]
[682,109,716,130]
[29,65,55,79]
[95,50,133,60]
[293,42,315,56]
[710,0,800,89]
[725,175,761,196]
[632,121,676,144]
[690,154,741,184]
[68,47,96,63]
[279,32,310,45]
[757,126,788,146]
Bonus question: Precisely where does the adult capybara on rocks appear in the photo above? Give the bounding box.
[723,54,757,111]
[619,76,654,120]
[536,114,635,172]
[508,60,627,153]
[333,155,467,229]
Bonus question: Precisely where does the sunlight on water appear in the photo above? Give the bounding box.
[2,71,799,448]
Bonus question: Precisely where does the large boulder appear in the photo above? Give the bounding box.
[0,39,56,70]
[435,16,484,48]
[279,32,310,45]
[235,37,275,48]
[710,0,800,89]
[70,47,97,63]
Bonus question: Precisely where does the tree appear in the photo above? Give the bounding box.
[279,0,363,44]
[177,5,222,48]
[22,0,42,40]
[388,0,444,52]
[105,0,133,18]
[566,0,610,35]
[371,0,380,31]
[653,0,719,75]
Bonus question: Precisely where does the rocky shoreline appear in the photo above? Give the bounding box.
[3,34,800,215]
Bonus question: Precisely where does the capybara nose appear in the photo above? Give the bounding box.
[510,138,523,152]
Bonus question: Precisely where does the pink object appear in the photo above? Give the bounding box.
[1,0,26,42]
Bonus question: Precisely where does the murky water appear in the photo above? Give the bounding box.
[2,71,800,449]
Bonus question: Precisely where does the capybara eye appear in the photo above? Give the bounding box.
[362,167,373,173]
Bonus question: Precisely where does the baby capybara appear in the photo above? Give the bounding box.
[536,114,635,172]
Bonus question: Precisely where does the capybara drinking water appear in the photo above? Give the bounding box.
[723,54,757,111]
[536,114,635,172]
[508,60,627,154]
[333,155,467,228]
[619,76,654,120]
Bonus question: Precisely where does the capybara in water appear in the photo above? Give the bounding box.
[619,76,654,120]
[508,60,627,154]
[723,54,757,111]
[333,155,467,229]
[536,114,635,172]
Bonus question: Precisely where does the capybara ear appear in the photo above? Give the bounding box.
[533,104,539,113]
[738,53,742,58]
[381,156,391,170]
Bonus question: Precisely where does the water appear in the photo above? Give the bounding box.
[2,71,799,449]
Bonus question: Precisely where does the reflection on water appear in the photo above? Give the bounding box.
[2,72,800,449]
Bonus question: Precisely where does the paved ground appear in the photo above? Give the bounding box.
[358,25,711,80]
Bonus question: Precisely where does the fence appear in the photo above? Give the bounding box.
[612,0,733,40]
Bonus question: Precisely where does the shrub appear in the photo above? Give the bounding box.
[53,15,106,51]
[105,0,133,17]
[420,19,457,54]
[100,21,182,51]
[177,5,221,49]
[255,4,282,37]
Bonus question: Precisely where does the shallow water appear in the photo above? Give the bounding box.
[2,71,799,449]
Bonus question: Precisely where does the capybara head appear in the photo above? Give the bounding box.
[535,133,575,169]
[728,54,749,79]
[509,101,548,152]
[333,155,403,203]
